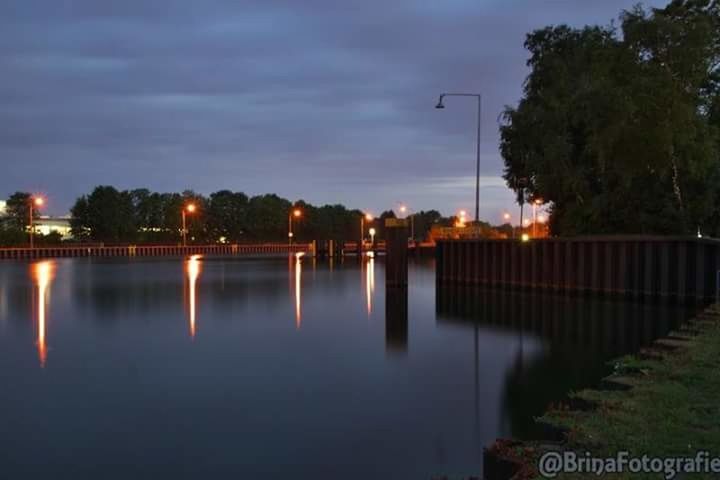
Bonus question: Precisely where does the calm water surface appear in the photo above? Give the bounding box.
[0,256,695,479]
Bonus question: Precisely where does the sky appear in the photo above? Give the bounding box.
[1,0,666,222]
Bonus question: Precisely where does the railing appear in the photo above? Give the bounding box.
[0,243,313,260]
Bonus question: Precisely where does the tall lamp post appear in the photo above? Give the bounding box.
[288,208,301,245]
[532,198,543,238]
[29,195,44,249]
[361,213,373,246]
[436,93,482,223]
[182,203,196,247]
[399,204,415,242]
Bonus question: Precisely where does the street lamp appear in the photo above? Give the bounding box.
[398,204,415,242]
[369,227,376,245]
[361,212,373,246]
[457,210,467,228]
[29,195,44,249]
[289,208,302,245]
[436,92,482,223]
[182,203,196,247]
[532,198,543,238]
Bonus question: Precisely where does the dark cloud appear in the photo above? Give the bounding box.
[1,0,666,221]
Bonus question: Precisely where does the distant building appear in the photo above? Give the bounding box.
[34,216,73,239]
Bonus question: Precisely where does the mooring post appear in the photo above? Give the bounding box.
[385,218,409,288]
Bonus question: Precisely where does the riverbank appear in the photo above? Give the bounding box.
[486,302,720,479]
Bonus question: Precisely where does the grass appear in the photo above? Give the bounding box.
[533,304,720,479]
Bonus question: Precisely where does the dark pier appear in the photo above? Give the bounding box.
[437,236,720,303]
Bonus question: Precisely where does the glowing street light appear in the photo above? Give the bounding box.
[399,204,416,241]
[369,227,376,245]
[532,198,544,237]
[361,212,373,247]
[29,195,45,249]
[289,208,302,245]
[182,203,196,247]
[503,212,511,222]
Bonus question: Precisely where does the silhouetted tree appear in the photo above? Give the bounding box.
[501,0,720,236]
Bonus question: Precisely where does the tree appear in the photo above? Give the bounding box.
[4,192,36,232]
[501,0,720,236]
[70,186,136,242]
[245,194,292,241]
[206,190,248,242]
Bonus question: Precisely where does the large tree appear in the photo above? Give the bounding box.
[501,0,720,236]
[206,190,248,242]
[4,192,37,231]
[70,186,137,242]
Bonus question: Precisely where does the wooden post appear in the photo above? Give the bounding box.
[385,218,408,288]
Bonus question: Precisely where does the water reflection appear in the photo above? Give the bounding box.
[385,287,408,354]
[185,255,202,339]
[31,260,56,367]
[436,285,698,439]
[294,253,303,329]
[365,253,375,315]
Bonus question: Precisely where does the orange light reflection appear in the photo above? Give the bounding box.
[32,261,55,367]
[365,255,375,316]
[186,255,202,339]
[294,253,303,329]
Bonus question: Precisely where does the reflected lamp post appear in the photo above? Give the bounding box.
[435,93,482,223]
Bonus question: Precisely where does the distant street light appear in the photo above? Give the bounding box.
[289,208,302,245]
[436,92,482,223]
[361,213,373,246]
[399,204,415,241]
[29,195,44,249]
[532,198,544,237]
[369,227,376,245]
[457,210,467,228]
[182,203,197,247]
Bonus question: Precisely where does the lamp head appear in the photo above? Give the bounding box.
[33,196,44,207]
[186,203,196,213]
[293,209,302,218]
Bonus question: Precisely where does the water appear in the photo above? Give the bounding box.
[0,256,696,479]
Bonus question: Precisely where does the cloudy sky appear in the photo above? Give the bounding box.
[1,0,665,221]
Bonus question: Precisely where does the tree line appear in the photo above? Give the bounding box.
[501,0,720,236]
[1,186,458,245]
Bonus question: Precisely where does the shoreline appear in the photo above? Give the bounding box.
[484,302,720,479]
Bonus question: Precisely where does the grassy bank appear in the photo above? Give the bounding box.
[503,303,720,479]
